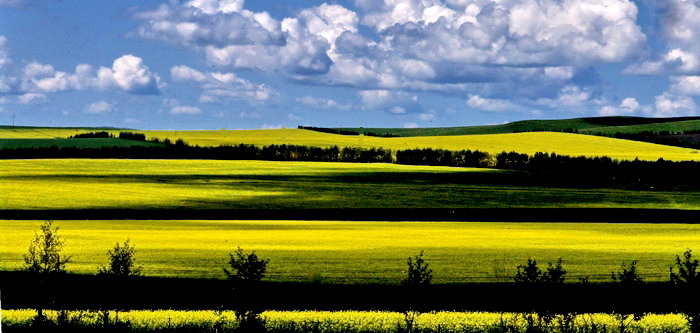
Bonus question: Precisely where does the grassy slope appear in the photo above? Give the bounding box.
[1,220,697,282]
[333,116,700,136]
[2,159,700,210]
[579,119,700,135]
[0,138,162,149]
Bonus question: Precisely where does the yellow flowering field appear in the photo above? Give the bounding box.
[1,309,691,332]
[1,220,698,283]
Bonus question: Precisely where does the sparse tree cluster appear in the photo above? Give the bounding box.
[514,258,567,284]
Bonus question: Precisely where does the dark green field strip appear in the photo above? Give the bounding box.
[5,169,700,210]
[0,138,162,149]
[0,271,692,313]
[2,208,700,222]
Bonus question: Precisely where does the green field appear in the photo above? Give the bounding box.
[0,138,162,149]
[1,220,697,283]
[2,159,700,210]
[2,126,700,161]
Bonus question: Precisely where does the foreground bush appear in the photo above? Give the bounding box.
[1,309,692,332]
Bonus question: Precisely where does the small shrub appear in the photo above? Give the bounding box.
[403,250,433,286]
[612,261,643,286]
[514,259,542,283]
[670,249,699,285]
[98,238,142,277]
[224,247,270,330]
[514,258,566,284]
[224,247,269,283]
[542,258,567,284]
[24,220,71,275]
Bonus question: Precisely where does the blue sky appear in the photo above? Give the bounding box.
[2,0,700,130]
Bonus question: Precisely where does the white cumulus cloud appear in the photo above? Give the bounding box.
[170,105,202,115]
[96,55,163,94]
[670,76,700,95]
[12,55,162,95]
[84,100,116,114]
[170,65,273,104]
[598,97,640,116]
[653,92,698,117]
[17,92,47,104]
[133,0,645,98]
[297,96,352,110]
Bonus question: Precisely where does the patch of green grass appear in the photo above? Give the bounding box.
[1,220,697,283]
[2,159,700,210]
[0,138,162,149]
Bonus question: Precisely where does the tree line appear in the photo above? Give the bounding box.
[587,130,700,150]
[298,126,399,137]
[69,131,147,141]
[4,140,700,188]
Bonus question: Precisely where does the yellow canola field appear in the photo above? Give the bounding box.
[1,221,698,283]
[1,128,699,161]
[1,309,691,332]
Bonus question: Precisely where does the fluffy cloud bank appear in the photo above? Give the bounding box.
[170,65,272,104]
[20,55,163,95]
[134,0,646,96]
[0,48,163,97]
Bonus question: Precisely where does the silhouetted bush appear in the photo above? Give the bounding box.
[403,250,433,287]
[118,132,146,141]
[514,258,566,284]
[70,131,113,139]
[612,261,643,286]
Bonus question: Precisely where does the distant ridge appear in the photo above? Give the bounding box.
[329,116,700,137]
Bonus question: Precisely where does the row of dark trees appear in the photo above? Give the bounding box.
[588,130,700,150]
[0,143,393,163]
[4,140,700,188]
[69,131,147,141]
[298,126,399,137]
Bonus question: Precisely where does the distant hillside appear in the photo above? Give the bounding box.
[579,119,700,135]
[330,116,700,137]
